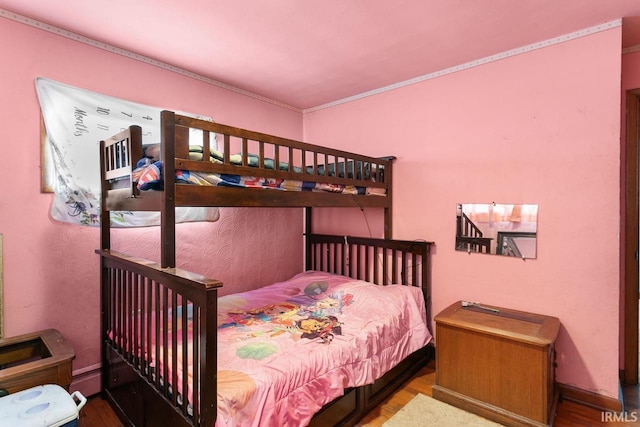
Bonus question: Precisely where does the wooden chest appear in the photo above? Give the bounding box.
[0,329,75,394]
[432,301,560,427]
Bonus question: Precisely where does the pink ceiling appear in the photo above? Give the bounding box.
[2,0,640,110]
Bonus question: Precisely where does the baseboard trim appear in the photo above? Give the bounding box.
[70,365,101,398]
[558,382,622,412]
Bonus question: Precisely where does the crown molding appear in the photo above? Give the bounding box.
[304,19,622,113]
[2,8,622,115]
[0,7,302,113]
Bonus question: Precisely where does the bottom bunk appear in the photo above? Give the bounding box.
[97,234,433,427]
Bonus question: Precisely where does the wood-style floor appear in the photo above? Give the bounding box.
[78,360,640,426]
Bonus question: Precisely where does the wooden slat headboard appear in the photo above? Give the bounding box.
[305,234,433,312]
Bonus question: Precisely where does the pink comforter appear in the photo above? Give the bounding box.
[214,271,432,427]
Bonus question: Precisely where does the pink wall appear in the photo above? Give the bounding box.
[305,29,622,399]
[0,18,304,395]
[0,13,625,402]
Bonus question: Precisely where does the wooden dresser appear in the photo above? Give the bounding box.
[433,301,560,427]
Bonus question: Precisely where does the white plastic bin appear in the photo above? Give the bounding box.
[0,384,86,427]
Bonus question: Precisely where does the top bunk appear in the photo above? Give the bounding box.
[99,110,394,213]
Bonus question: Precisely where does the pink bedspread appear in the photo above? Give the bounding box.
[140,271,431,426]
[214,271,432,427]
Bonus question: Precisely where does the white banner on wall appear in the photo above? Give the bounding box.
[35,77,219,227]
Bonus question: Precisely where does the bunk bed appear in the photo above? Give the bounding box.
[96,110,434,427]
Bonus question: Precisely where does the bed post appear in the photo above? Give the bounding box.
[200,285,218,426]
[422,242,433,335]
[384,160,393,239]
[161,110,177,268]
[98,139,111,251]
[304,207,313,270]
[97,131,110,406]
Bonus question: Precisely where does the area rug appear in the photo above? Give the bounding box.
[383,393,503,427]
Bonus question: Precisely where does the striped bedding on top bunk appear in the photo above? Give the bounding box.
[130,146,387,196]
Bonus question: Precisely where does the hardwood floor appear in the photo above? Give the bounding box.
[79,394,125,427]
[78,361,640,426]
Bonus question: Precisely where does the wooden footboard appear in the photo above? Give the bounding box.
[97,249,221,427]
[97,234,432,427]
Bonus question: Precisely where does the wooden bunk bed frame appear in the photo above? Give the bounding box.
[100,110,396,268]
[96,111,433,426]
